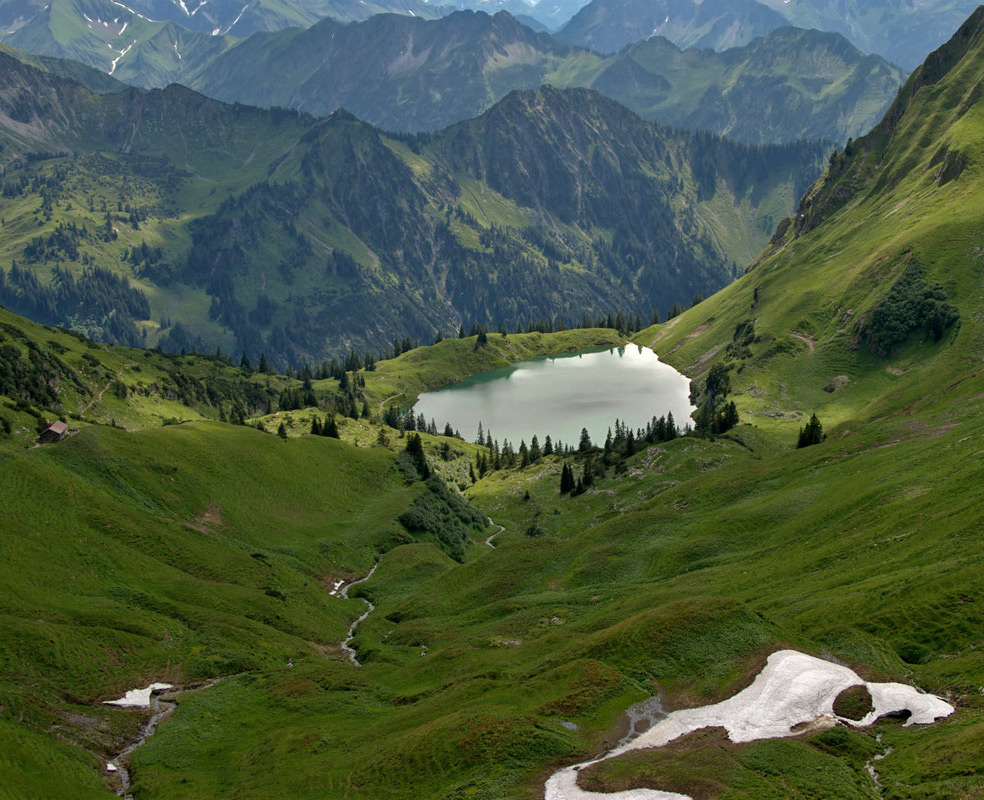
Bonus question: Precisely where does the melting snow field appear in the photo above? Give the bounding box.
[545,650,954,800]
[103,682,173,708]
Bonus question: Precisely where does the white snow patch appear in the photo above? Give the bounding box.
[106,762,118,772]
[221,4,248,34]
[119,20,128,35]
[110,0,153,21]
[108,40,135,75]
[191,0,207,15]
[544,650,954,800]
[172,40,182,60]
[212,27,220,35]
[174,0,190,15]
[103,683,173,708]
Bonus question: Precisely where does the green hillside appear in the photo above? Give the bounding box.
[3,8,984,800]
[0,58,825,365]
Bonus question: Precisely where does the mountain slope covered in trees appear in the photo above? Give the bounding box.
[0,59,826,365]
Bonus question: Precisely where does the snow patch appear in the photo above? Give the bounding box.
[544,650,954,800]
[104,683,173,708]
[108,40,135,75]
[221,4,247,34]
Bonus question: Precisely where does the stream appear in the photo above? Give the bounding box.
[339,559,382,667]
[107,680,222,799]
[485,517,506,548]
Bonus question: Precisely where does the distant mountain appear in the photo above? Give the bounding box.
[2,0,238,82]
[759,0,983,70]
[0,60,825,362]
[589,27,905,144]
[555,0,981,69]
[0,41,126,91]
[181,11,898,143]
[0,0,449,38]
[184,11,585,132]
[556,0,788,55]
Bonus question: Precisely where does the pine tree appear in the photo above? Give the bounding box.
[797,413,824,448]
[543,435,553,456]
[277,421,288,440]
[311,415,323,436]
[559,463,575,494]
[323,416,340,438]
[578,428,593,453]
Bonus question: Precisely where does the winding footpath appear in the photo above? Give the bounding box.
[338,559,382,667]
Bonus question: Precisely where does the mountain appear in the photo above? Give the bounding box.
[0,6,904,144]
[760,0,984,70]
[647,6,984,440]
[184,11,589,133]
[556,0,982,70]
[0,41,126,92]
[2,0,239,82]
[180,11,899,143]
[556,0,789,55]
[0,59,825,364]
[0,0,449,39]
[586,26,905,144]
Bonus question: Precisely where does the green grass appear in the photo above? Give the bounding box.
[4,23,984,800]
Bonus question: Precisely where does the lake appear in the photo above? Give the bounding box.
[413,345,694,447]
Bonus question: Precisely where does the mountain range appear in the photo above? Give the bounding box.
[0,56,826,364]
[2,7,905,145]
[558,0,983,69]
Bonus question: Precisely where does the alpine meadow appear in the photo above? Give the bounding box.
[1,3,984,800]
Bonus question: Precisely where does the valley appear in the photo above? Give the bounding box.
[1,3,984,800]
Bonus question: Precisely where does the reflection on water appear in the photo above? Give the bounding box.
[414,346,694,446]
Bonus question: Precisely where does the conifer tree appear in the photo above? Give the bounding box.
[311,415,322,436]
[579,428,593,453]
[797,414,824,448]
[559,463,575,494]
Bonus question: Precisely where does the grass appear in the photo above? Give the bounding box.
[4,21,984,800]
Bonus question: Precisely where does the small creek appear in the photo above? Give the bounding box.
[485,517,506,548]
[339,559,382,667]
[107,680,222,798]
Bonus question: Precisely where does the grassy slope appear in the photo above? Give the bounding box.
[5,17,984,800]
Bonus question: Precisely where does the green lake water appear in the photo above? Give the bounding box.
[413,345,694,447]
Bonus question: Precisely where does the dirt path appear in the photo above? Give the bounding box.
[790,331,816,354]
[377,393,400,413]
[81,369,123,416]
